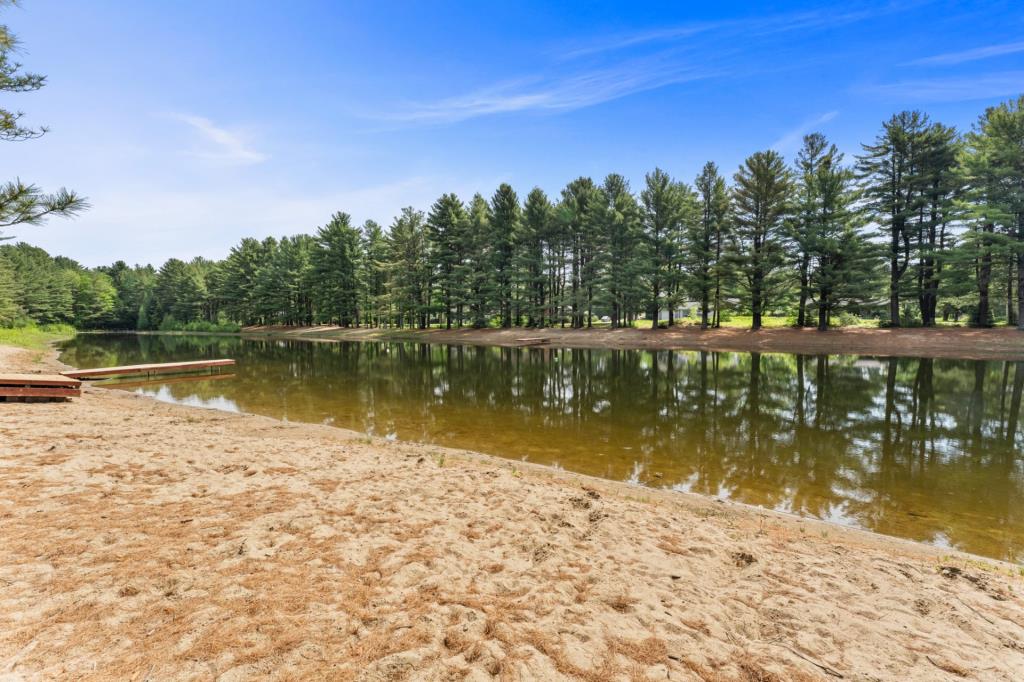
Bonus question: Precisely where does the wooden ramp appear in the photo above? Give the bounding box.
[0,373,81,401]
[514,337,550,347]
[63,359,235,380]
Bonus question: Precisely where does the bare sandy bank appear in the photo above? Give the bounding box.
[240,325,1024,360]
[2,344,1024,681]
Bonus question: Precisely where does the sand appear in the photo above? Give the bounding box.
[2,342,1024,681]
[239,326,1024,361]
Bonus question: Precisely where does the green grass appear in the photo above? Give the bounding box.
[634,315,799,329]
[0,324,76,352]
[634,314,887,330]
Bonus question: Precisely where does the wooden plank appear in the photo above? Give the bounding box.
[0,387,80,398]
[515,337,550,346]
[0,373,81,388]
[63,359,235,380]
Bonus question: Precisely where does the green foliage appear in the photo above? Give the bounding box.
[593,174,647,328]
[0,5,86,239]
[958,95,1024,329]
[426,193,469,328]
[312,213,362,326]
[686,162,731,328]
[640,168,688,327]
[517,187,553,327]
[490,183,521,328]
[6,96,1024,335]
[790,134,879,330]
[729,150,793,330]
[387,207,431,328]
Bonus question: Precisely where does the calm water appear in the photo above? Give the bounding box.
[60,333,1024,562]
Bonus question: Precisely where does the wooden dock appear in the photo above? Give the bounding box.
[0,373,81,401]
[62,359,236,380]
[514,337,551,347]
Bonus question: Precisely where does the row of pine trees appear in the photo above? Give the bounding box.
[3,96,1023,332]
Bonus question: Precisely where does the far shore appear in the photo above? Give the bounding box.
[121,324,1024,360]
[3,341,1024,679]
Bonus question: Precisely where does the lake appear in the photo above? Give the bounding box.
[59,333,1024,562]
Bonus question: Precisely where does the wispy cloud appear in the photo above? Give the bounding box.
[558,21,725,60]
[906,41,1024,66]
[558,3,928,60]
[770,111,840,152]
[385,2,925,126]
[169,114,268,165]
[862,71,1024,101]
[387,58,718,125]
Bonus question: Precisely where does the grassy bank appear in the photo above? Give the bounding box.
[0,324,75,355]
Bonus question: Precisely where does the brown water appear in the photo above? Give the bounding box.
[59,333,1024,562]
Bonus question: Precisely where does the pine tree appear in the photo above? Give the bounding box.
[559,178,599,327]
[518,188,553,327]
[359,221,390,327]
[70,270,117,328]
[793,135,878,329]
[218,237,274,324]
[789,134,830,328]
[687,162,730,328]
[0,5,86,237]
[913,123,960,326]
[489,184,521,327]
[961,95,1024,330]
[592,174,646,327]
[312,213,363,327]
[463,194,493,328]
[426,193,469,329]
[857,111,931,327]
[153,258,206,326]
[387,207,431,328]
[730,150,792,330]
[641,169,686,328]
[0,251,20,325]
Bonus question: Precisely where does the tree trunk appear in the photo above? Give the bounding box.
[649,283,660,329]
[817,289,829,331]
[797,253,810,327]
[889,218,903,327]
[751,272,763,331]
[1007,255,1016,326]
[976,224,994,327]
[1018,214,1024,331]
[700,282,710,330]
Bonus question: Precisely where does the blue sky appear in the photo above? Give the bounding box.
[6,0,1024,266]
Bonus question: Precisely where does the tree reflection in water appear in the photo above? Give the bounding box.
[60,334,1024,561]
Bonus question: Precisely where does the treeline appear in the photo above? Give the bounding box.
[4,96,1023,332]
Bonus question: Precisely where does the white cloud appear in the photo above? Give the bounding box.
[387,58,719,125]
[862,72,1024,101]
[558,3,926,60]
[169,113,268,165]
[770,111,840,152]
[906,41,1024,66]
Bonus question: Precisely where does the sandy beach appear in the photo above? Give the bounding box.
[240,326,1024,361]
[3,342,1024,681]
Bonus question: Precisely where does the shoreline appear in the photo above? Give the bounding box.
[87,325,1024,360]
[3,343,1024,679]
